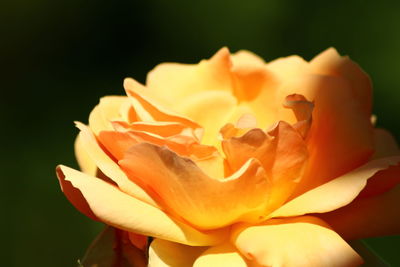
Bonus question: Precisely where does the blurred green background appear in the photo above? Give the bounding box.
[2,0,400,266]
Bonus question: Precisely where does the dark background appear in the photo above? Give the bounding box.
[2,0,400,266]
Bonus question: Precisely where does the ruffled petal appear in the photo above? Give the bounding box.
[75,122,156,206]
[270,157,400,218]
[148,239,207,267]
[56,165,228,246]
[120,143,271,229]
[193,243,248,267]
[222,121,308,212]
[88,96,132,135]
[320,184,400,240]
[233,216,363,267]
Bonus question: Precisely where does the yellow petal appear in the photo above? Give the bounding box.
[74,133,97,176]
[148,239,208,267]
[56,165,228,246]
[88,96,131,135]
[372,128,400,159]
[124,78,202,138]
[270,156,400,218]
[145,47,233,108]
[193,243,248,267]
[173,89,237,146]
[233,216,363,267]
[75,122,157,206]
[120,143,271,229]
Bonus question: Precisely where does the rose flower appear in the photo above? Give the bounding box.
[57,48,400,266]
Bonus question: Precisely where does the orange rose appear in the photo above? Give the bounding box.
[57,48,400,266]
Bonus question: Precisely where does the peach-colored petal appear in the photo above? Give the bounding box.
[283,94,314,138]
[173,90,237,146]
[231,50,265,67]
[145,47,233,107]
[75,122,157,206]
[74,133,97,176]
[270,156,400,218]
[56,165,228,246]
[309,47,372,114]
[233,216,363,267]
[148,239,208,267]
[372,128,400,159]
[124,78,202,138]
[193,243,248,267]
[320,184,400,240]
[282,74,374,196]
[222,121,308,212]
[88,96,131,135]
[120,143,272,229]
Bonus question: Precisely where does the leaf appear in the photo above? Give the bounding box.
[79,226,147,267]
[349,240,390,267]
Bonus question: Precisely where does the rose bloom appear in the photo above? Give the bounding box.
[57,48,400,267]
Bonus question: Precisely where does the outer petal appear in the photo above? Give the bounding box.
[75,122,156,206]
[233,216,363,267]
[56,165,228,246]
[282,74,375,196]
[120,143,271,229]
[145,47,233,107]
[320,184,400,240]
[193,243,248,267]
[148,239,207,267]
[309,47,372,114]
[269,156,400,218]
[74,133,97,176]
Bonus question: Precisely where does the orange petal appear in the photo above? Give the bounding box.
[309,47,372,114]
[270,156,400,218]
[128,232,148,251]
[319,184,400,240]
[75,122,156,206]
[148,239,208,267]
[56,165,228,245]
[193,243,248,267]
[120,143,272,229]
[233,216,363,267]
[283,94,314,138]
[283,74,375,196]
[222,121,308,212]
[145,47,233,108]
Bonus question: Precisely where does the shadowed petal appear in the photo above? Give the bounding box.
[56,165,228,246]
[270,157,400,218]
